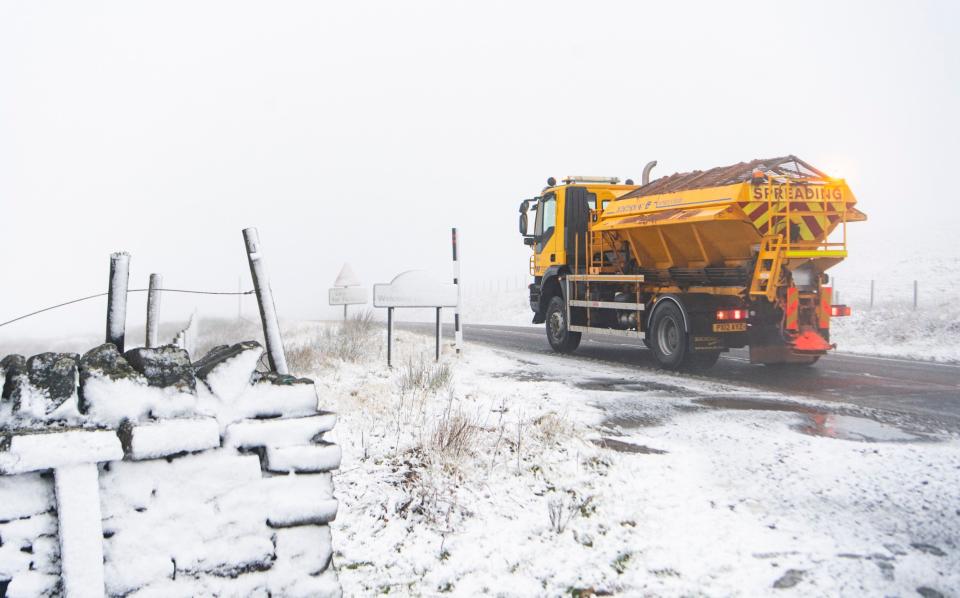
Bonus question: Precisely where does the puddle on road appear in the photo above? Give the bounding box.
[601,412,664,430]
[695,397,926,443]
[795,413,922,442]
[574,377,691,395]
[591,437,667,454]
[694,397,817,414]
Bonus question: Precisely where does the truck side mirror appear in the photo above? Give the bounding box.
[523,236,535,246]
[519,212,528,235]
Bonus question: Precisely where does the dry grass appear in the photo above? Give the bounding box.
[284,312,379,373]
[547,494,594,534]
[532,411,573,445]
[391,391,484,526]
[285,343,323,374]
[397,357,451,396]
[324,311,378,362]
[429,395,480,461]
[547,495,576,533]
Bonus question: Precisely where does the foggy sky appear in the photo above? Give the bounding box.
[2,0,958,340]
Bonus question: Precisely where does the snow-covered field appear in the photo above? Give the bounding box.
[256,317,959,597]
[826,252,960,364]
[1,315,956,595]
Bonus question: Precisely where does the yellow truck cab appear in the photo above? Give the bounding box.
[524,177,639,279]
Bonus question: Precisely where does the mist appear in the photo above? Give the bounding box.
[2,0,958,341]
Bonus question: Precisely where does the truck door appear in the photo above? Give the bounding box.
[533,192,559,273]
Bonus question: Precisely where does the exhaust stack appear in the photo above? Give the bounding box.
[642,160,657,185]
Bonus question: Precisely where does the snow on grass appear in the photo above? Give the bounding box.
[251,319,960,596]
[831,303,960,363]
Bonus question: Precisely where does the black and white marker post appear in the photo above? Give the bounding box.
[452,228,462,355]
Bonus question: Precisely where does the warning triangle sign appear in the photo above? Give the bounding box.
[333,263,362,287]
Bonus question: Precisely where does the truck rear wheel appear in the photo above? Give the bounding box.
[650,302,688,369]
[686,351,721,370]
[546,296,581,353]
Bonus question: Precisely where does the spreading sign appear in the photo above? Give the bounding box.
[373,270,458,308]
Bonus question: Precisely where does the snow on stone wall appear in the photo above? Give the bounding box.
[0,341,341,597]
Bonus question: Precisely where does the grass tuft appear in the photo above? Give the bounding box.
[397,357,451,395]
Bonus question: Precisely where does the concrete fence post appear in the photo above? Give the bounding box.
[242,228,289,374]
[106,252,131,352]
[145,274,162,348]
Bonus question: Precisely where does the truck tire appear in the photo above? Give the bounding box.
[650,301,688,369]
[685,351,721,370]
[546,296,581,353]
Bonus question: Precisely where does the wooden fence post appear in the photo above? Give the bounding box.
[145,273,162,348]
[106,252,130,352]
[242,228,289,374]
[913,280,918,310]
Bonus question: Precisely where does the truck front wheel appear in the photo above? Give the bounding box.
[546,296,581,353]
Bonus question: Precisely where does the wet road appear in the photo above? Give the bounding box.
[399,322,960,429]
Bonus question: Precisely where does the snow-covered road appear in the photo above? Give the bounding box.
[400,322,960,432]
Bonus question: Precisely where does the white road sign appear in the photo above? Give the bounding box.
[329,286,368,306]
[374,270,458,308]
[333,263,362,288]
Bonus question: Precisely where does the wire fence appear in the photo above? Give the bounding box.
[461,276,530,296]
[0,288,254,329]
[831,278,936,310]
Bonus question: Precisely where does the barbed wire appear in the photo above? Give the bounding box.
[0,287,255,329]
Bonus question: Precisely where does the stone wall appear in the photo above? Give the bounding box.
[0,341,341,597]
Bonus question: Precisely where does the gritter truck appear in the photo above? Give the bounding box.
[518,156,866,370]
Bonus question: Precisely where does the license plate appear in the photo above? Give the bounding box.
[713,322,747,332]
